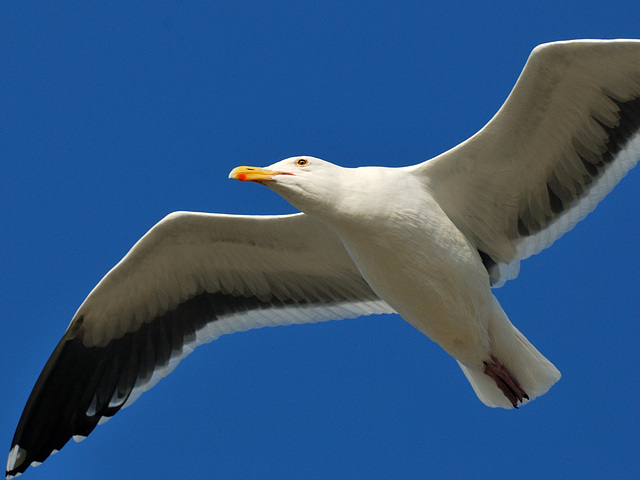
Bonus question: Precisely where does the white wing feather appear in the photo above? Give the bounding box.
[417,40,640,285]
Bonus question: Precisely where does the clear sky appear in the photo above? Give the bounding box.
[2,2,639,479]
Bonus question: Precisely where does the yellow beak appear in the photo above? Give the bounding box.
[228,166,284,183]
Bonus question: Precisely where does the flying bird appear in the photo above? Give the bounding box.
[7,39,640,478]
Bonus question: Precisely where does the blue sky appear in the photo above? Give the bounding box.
[2,2,639,479]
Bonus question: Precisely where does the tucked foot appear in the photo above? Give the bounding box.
[483,354,529,408]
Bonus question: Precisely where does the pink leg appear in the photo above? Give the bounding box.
[483,354,529,408]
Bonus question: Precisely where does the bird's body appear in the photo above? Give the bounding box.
[316,166,493,365]
[344,200,492,364]
[252,160,560,408]
[7,39,640,478]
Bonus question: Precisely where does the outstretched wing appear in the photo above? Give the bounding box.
[7,211,392,478]
[419,40,640,286]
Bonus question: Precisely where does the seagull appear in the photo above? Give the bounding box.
[7,39,640,478]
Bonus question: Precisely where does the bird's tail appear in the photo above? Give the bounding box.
[457,297,561,409]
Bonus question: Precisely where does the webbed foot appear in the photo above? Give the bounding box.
[483,354,529,408]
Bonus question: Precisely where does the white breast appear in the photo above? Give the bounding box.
[328,178,493,364]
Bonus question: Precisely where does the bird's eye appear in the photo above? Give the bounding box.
[297,158,308,166]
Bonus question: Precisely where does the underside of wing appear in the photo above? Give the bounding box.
[418,40,640,286]
[7,212,392,478]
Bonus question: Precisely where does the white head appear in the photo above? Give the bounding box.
[229,156,346,217]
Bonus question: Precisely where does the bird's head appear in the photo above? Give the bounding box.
[229,156,344,217]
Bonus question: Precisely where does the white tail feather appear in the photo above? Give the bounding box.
[458,297,561,408]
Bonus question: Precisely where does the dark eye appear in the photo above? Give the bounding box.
[297,158,308,166]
